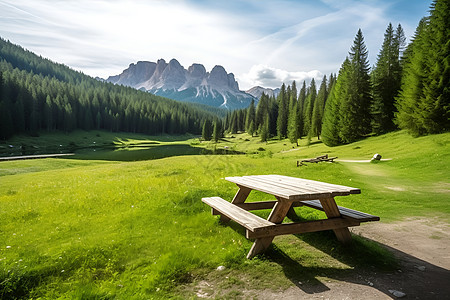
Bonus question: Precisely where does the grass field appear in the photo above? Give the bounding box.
[1,130,449,298]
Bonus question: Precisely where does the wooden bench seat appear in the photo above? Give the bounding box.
[301,200,380,222]
[202,197,275,233]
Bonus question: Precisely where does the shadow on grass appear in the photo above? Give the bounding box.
[260,230,450,298]
[68,144,245,162]
[219,211,450,298]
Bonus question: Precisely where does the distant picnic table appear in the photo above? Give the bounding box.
[297,154,338,166]
[203,175,379,259]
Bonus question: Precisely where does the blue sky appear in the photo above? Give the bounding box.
[0,0,432,90]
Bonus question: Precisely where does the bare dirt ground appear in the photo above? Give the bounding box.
[191,218,450,299]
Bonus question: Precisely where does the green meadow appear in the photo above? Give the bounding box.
[1,131,449,299]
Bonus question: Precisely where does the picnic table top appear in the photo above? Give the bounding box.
[225,174,361,201]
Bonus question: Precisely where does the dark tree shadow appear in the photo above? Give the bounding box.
[218,212,450,299]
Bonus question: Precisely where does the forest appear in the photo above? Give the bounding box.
[220,0,448,145]
[0,38,220,139]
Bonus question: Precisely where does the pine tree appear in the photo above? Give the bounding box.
[421,0,450,133]
[276,83,288,138]
[287,102,299,145]
[303,79,317,138]
[260,113,270,142]
[395,18,430,135]
[202,119,212,141]
[245,99,256,136]
[297,81,306,137]
[339,29,372,143]
[255,93,269,131]
[212,119,222,142]
[396,0,449,135]
[311,75,327,139]
[322,59,352,146]
[371,23,405,134]
[0,100,14,139]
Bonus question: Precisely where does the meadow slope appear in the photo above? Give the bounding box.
[0,130,448,298]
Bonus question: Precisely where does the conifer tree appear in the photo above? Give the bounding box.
[371,23,405,134]
[297,81,306,137]
[255,93,269,131]
[303,79,317,138]
[0,100,14,139]
[396,0,449,135]
[212,119,222,142]
[202,119,212,141]
[245,99,256,136]
[260,113,270,142]
[395,18,430,135]
[287,102,299,145]
[287,81,300,145]
[311,75,327,139]
[322,59,352,146]
[339,29,372,143]
[276,84,288,138]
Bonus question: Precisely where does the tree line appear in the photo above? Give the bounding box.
[220,0,448,145]
[0,38,218,139]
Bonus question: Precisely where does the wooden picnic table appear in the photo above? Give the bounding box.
[202,175,379,259]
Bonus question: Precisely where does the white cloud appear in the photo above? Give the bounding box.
[0,0,431,91]
[239,64,323,89]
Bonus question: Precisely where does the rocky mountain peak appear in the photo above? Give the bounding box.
[188,63,206,78]
[208,65,229,89]
[107,59,256,109]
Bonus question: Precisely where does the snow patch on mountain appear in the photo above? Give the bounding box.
[107,59,256,109]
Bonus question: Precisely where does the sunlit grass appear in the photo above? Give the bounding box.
[0,130,448,298]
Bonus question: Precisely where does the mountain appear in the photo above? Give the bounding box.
[106,59,256,110]
[245,86,280,99]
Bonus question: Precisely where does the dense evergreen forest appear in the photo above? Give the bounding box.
[222,0,448,145]
[0,38,219,139]
[1,0,447,144]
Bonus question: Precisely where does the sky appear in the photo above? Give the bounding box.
[0,0,432,90]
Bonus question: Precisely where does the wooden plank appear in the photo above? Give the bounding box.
[235,201,304,211]
[252,175,359,196]
[267,175,360,195]
[227,176,337,201]
[251,175,340,195]
[226,176,300,200]
[243,175,358,200]
[319,198,352,243]
[235,201,276,210]
[202,197,275,232]
[246,218,360,239]
[302,200,380,222]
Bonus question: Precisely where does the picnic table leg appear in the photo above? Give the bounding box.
[231,185,252,205]
[319,197,352,243]
[247,197,291,259]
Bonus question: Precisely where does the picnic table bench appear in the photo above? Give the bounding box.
[202,175,379,259]
[297,154,338,166]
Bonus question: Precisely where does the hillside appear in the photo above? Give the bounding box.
[0,38,219,139]
[0,130,448,298]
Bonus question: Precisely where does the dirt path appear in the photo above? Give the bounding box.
[191,218,450,299]
[336,158,392,163]
[261,218,450,299]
